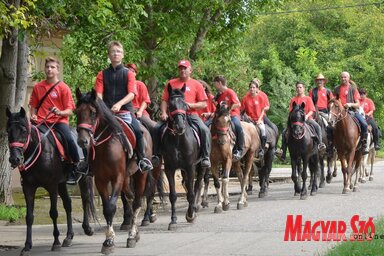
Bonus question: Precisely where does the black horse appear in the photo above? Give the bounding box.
[287,102,319,199]
[5,107,95,256]
[161,84,206,230]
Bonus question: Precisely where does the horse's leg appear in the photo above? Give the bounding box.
[222,158,233,211]
[369,150,375,181]
[142,165,162,225]
[238,153,253,209]
[300,157,308,200]
[247,163,256,195]
[193,165,205,212]
[165,168,178,230]
[319,156,325,188]
[340,157,350,194]
[57,183,74,248]
[310,155,319,196]
[200,167,210,208]
[332,151,338,177]
[291,158,300,196]
[258,164,267,198]
[353,154,362,192]
[20,185,37,256]
[326,154,333,183]
[127,172,147,248]
[78,175,95,236]
[47,188,61,251]
[210,165,223,213]
[185,166,197,223]
[120,191,132,231]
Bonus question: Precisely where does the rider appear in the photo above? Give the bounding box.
[358,88,381,150]
[151,60,211,168]
[94,41,153,172]
[333,71,369,155]
[213,75,244,161]
[241,79,268,157]
[197,80,216,125]
[309,73,334,156]
[279,82,326,161]
[125,63,154,129]
[29,57,86,185]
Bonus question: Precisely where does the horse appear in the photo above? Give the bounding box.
[358,126,374,183]
[160,84,206,230]
[5,107,95,256]
[314,110,338,186]
[328,98,363,193]
[75,88,154,254]
[201,103,259,212]
[287,102,320,199]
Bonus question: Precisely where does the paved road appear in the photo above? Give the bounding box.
[1,161,384,256]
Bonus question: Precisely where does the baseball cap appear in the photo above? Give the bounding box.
[178,60,191,68]
[126,63,138,73]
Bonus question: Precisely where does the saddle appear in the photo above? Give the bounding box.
[160,117,201,147]
[115,116,137,149]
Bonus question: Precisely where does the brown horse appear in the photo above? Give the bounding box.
[75,88,153,254]
[328,98,363,193]
[202,103,259,212]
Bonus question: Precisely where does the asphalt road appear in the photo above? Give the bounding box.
[1,161,384,256]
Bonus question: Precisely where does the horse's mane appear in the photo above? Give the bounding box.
[77,90,131,151]
[289,103,305,124]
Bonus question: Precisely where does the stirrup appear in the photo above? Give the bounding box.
[139,158,153,172]
[75,161,89,175]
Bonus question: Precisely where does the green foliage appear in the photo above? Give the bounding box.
[0,204,26,223]
[0,0,36,37]
[327,216,384,256]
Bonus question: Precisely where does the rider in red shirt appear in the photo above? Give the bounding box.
[197,80,216,123]
[29,57,86,184]
[359,88,380,150]
[279,82,326,161]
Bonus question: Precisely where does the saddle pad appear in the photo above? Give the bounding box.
[115,116,136,149]
[37,125,67,160]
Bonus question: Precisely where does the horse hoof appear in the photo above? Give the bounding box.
[319,182,325,188]
[247,190,253,195]
[332,171,337,177]
[214,206,223,213]
[308,185,312,190]
[150,214,157,223]
[342,188,351,194]
[258,192,265,198]
[195,204,201,212]
[353,187,360,192]
[185,212,196,223]
[294,192,300,196]
[222,203,230,211]
[369,177,373,181]
[141,219,150,226]
[310,191,317,196]
[51,244,61,251]
[168,223,177,231]
[62,237,72,247]
[358,177,362,182]
[20,249,31,256]
[326,175,332,184]
[120,224,129,231]
[300,194,308,200]
[237,203,244,210]
[201,201,209,208]
[349,184,354,189]
[126,238,136,248]
[360,179,366,184]
[101,244,115,255]
[244,201,248,207]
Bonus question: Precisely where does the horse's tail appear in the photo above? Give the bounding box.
[79,175,97,224]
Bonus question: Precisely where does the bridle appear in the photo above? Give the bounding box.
[167,96,188,135]
[211,113,231,145]
[289,109,306,140]
[329,101,348,126]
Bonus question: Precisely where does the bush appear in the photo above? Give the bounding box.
[0,204,26,223]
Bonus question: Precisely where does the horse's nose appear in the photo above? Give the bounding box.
[9,156,20,168]
[78,138,89,148]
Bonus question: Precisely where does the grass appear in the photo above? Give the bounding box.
[326,217,384,256]
[0,204,26,223]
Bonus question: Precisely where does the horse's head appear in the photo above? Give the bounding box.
[212,102,231,145]
[75,88,98,149]
[5,107,30,168]
[289,102,306,139]
[328,98,345,128]
[167,84,188,135]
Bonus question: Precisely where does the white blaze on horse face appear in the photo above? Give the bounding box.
[225,116,230,123]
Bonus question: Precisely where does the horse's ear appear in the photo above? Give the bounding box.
[76,88,82,101]
[91,89,97,101]
[292,102,297,108]
[181,84,186,93]
[5,106,11,118]
[301,102,306,109]
[20,107,26,117]
[167,83,172,95]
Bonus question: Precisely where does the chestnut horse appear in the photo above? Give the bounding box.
[328,98,362,193]
[6,107,95,256]
[160,84,206,230]
[75,89,153,254]
[201,103,259,212]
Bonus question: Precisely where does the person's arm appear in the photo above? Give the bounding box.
[187,101,207,110]
[160,100,168,121]
[230,102,241,111]
[29,106,37,122]
[111,92,135,113]
[136,102,148,118]
[305,110,313,121]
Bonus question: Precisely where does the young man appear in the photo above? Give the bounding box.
[279,82,326,161]
[241,80,267,156]
[29,57,86,184]
[359,88,381,150]
[152,60,211,168]
[94,41,153,172]
[213,75,244,161]
[333,71,369,155]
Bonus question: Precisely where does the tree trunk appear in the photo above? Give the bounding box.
[0,29,19,205]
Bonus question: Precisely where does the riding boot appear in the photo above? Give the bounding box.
[259,136,267,157]
[233,131,245,161]
[361,132,369,155]
[373,133,381,151]
[276,130,287,162]
[136,137,153,172]
[67,164,82,185]
[151,123,164,168]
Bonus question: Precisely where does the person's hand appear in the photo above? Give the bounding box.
[201,112,211,119]
[51,107,62,116]
[30,114,38,122]
[160,111,168,121]
[136,110,143,118]
[111,103,122,113]
[344,103,350,109]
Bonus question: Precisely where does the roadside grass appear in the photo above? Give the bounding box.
[0,204,26,223]
[326,217,384,256]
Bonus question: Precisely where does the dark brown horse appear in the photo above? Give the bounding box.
[328,98,362,193]
[202,103,259,212]
[5,107,95,256]
[75,89,153,254]
[160,85,206,230]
